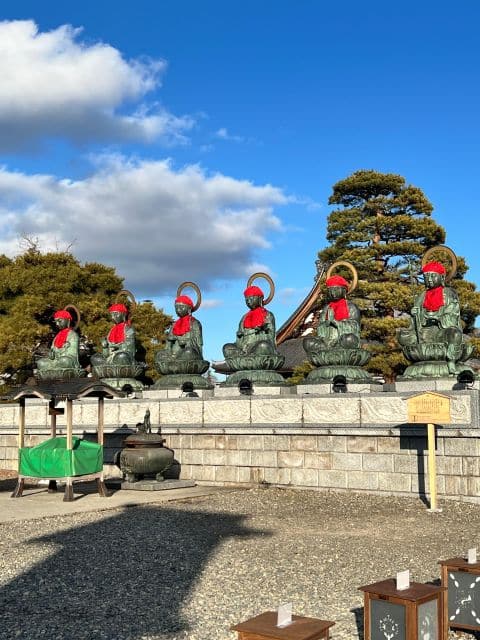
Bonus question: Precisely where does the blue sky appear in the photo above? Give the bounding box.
[0,1,479,365]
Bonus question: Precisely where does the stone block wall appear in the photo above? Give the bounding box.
[161,428,480,501]
[0,387,479,502]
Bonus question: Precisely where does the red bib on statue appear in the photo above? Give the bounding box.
[172,315,192,336]
[423,286,444,312]
[53,328,70,348]
[108,322,127,343]
[243,307,267,328]
[328,299,349,321]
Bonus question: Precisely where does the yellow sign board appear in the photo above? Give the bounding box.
[406,391,451,424]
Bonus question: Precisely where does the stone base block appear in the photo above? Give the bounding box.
[395,378,479,392]
[143,388,214,399]
[213,385,295,397]
[299,381,380,394]
[35,369,86,382]
[120,479,196,491]
[222,370,286,387]
[398,362,475,381]
[297,383,331,394]
[151,373,213,391]
[305,365,374,384]
[100,377,144,392]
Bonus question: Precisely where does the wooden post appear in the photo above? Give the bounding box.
[96,395,111,498]
[47,400,59,492]
[63,398,74,502]
[427,422,438,511]
[18,398,25,448]
[63,478,74,502]
[440,563,449,637]
[50,410,57,438]
[363,590,371,640]
[66,399,73,450]
[97,396,104,445]
[11,398,27,498]
[49,409,57,494]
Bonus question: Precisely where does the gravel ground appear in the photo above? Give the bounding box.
[0,482,479,640]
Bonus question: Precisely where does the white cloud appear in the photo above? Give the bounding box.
[0,20,193,148]
[0,155,288,295]
[200,299,224,309]
[277,286,310,305]
[215,127,245,143]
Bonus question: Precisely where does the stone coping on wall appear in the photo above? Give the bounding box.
[0,423,478,437]
[0,387,476,431]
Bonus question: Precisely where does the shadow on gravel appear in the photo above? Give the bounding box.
[399,429,429,507]
[0,504,265,639]
[351,606,364,640]
[0,478,16,493]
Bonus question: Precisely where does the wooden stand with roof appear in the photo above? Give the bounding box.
[439,556,480,634]
[358,578,446,640]
[7,380,123,502]
[231,611,335,640]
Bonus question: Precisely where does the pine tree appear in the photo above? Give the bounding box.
[288,360,314,386]
[0,247,171,383]
[318,170,480,381]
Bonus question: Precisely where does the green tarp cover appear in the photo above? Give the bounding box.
[19,437,103,478]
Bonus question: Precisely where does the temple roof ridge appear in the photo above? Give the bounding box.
[276,260,328,345]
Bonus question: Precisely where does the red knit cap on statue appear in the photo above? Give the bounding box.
[53,310,72,320]
[109,303,128,313]
[175,295,194,307]
[421,262,446,311]
[244,286,264,297]
[421,262,446,275]
[326,275,349,288]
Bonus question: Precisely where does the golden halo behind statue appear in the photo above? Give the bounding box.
[246,272,275,305]
[325,261,358,293]
[421,245,457,283]
[176,281,202,312]
[63,304,80,331]
[116,289,137,314]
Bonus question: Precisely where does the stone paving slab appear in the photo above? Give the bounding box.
[0,481,225,523]
[120,478,196,491]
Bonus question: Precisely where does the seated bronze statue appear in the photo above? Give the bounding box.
[398,247,473,378]
[304,274,361,353]
[36,307,85,381]
[154,283,210,386]
[303,262,373,384]
[223,286,277,359]
[222,273,284,386]
[91,291,144,389]
[91,302,136,366]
